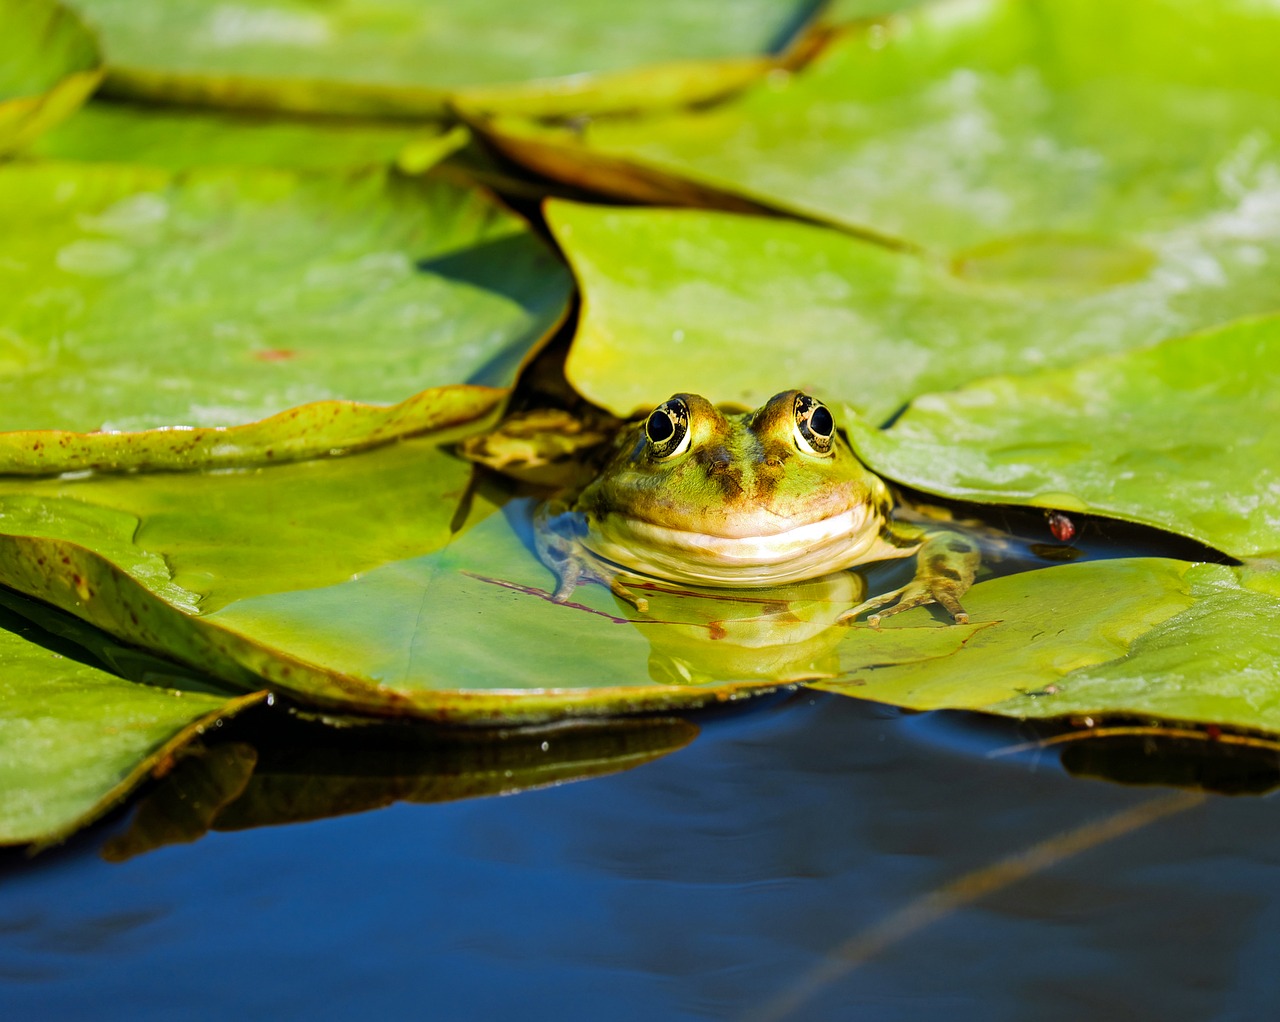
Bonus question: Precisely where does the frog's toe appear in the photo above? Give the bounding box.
[837,586,908,625]
[931,586,970,624]
[839,578,970,626]
[609,576,649,613]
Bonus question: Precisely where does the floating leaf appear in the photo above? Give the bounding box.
[0,601,263,847]
[845,315,1280,558]
[813,559,1280,738]
[488,0,1280,253]
[546,201,1280,423]
[66,0,815,117]
[26,99,470,172]
[0,0,103,154]
[0,438,795,721]
[0,162,571,471]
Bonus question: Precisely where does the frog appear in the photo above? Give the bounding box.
[527,389,980,625]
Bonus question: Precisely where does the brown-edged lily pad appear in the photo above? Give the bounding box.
[487,0,1280,256]
[67,0,819,118]
[0,162,571,471]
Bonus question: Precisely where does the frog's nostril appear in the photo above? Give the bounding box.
[697,444,733,473]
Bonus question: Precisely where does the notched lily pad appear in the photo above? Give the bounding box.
[0,449,791,721]
[0,0,103,155]
[0,161,572,471]
[846,315,1280,559]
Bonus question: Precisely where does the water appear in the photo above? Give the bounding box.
[3,686,1280,1021]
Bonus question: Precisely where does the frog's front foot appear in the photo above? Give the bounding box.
[538,504,650,613]
[838,532,980,626]
[550,563,648,613]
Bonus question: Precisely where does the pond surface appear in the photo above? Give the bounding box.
[3,690,1280,1021]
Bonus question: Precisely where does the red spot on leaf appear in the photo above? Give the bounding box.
[253,348,298,362]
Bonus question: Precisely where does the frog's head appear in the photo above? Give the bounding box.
[574,390,893,585]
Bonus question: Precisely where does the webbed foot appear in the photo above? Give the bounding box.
[549,565,648,613]
[838,531,980,626]
[538,504,649,613]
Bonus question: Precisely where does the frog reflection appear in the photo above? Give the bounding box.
[633,569,864,687]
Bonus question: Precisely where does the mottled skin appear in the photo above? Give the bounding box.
[536,390,979,624]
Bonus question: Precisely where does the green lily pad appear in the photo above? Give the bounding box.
[845,315,1280,559]
[545,201,1280,423]
[66,0,814,118]
[0,436,789,721]
[102,716,697,859]
[26,99,470,172]
[0,161,571,471]
[813,558,1280,738]
[488,0,1280,251]
[0,0,103,155]
[0,600,264,847]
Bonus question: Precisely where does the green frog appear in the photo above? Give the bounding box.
[528,390,980,625]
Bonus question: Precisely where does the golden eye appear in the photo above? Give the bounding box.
[793,393,835,456]
[645,397,691,458]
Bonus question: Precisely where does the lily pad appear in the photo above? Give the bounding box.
[488,0,1280,251]
[845,315,1280,559]
[813,558,1280,739]
[0,161,571,471]
[545,201,1280,423]
[26,99,470,172]
[0,437,790,721]
[0,0,103,155]
[0,599,264,847]
[66,0,814,118]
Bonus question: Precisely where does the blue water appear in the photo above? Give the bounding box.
[4,692,1280,1021]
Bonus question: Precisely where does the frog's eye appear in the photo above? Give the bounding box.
[645,397,692,458]
[793,393,835,456]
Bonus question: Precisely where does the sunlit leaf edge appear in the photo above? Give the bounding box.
[0,383,505,475]
[0,0,104,153]
[100,54,777,121]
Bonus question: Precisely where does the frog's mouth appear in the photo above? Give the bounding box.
[583,504,910,586]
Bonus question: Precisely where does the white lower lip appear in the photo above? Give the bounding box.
[583,505,910,586]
